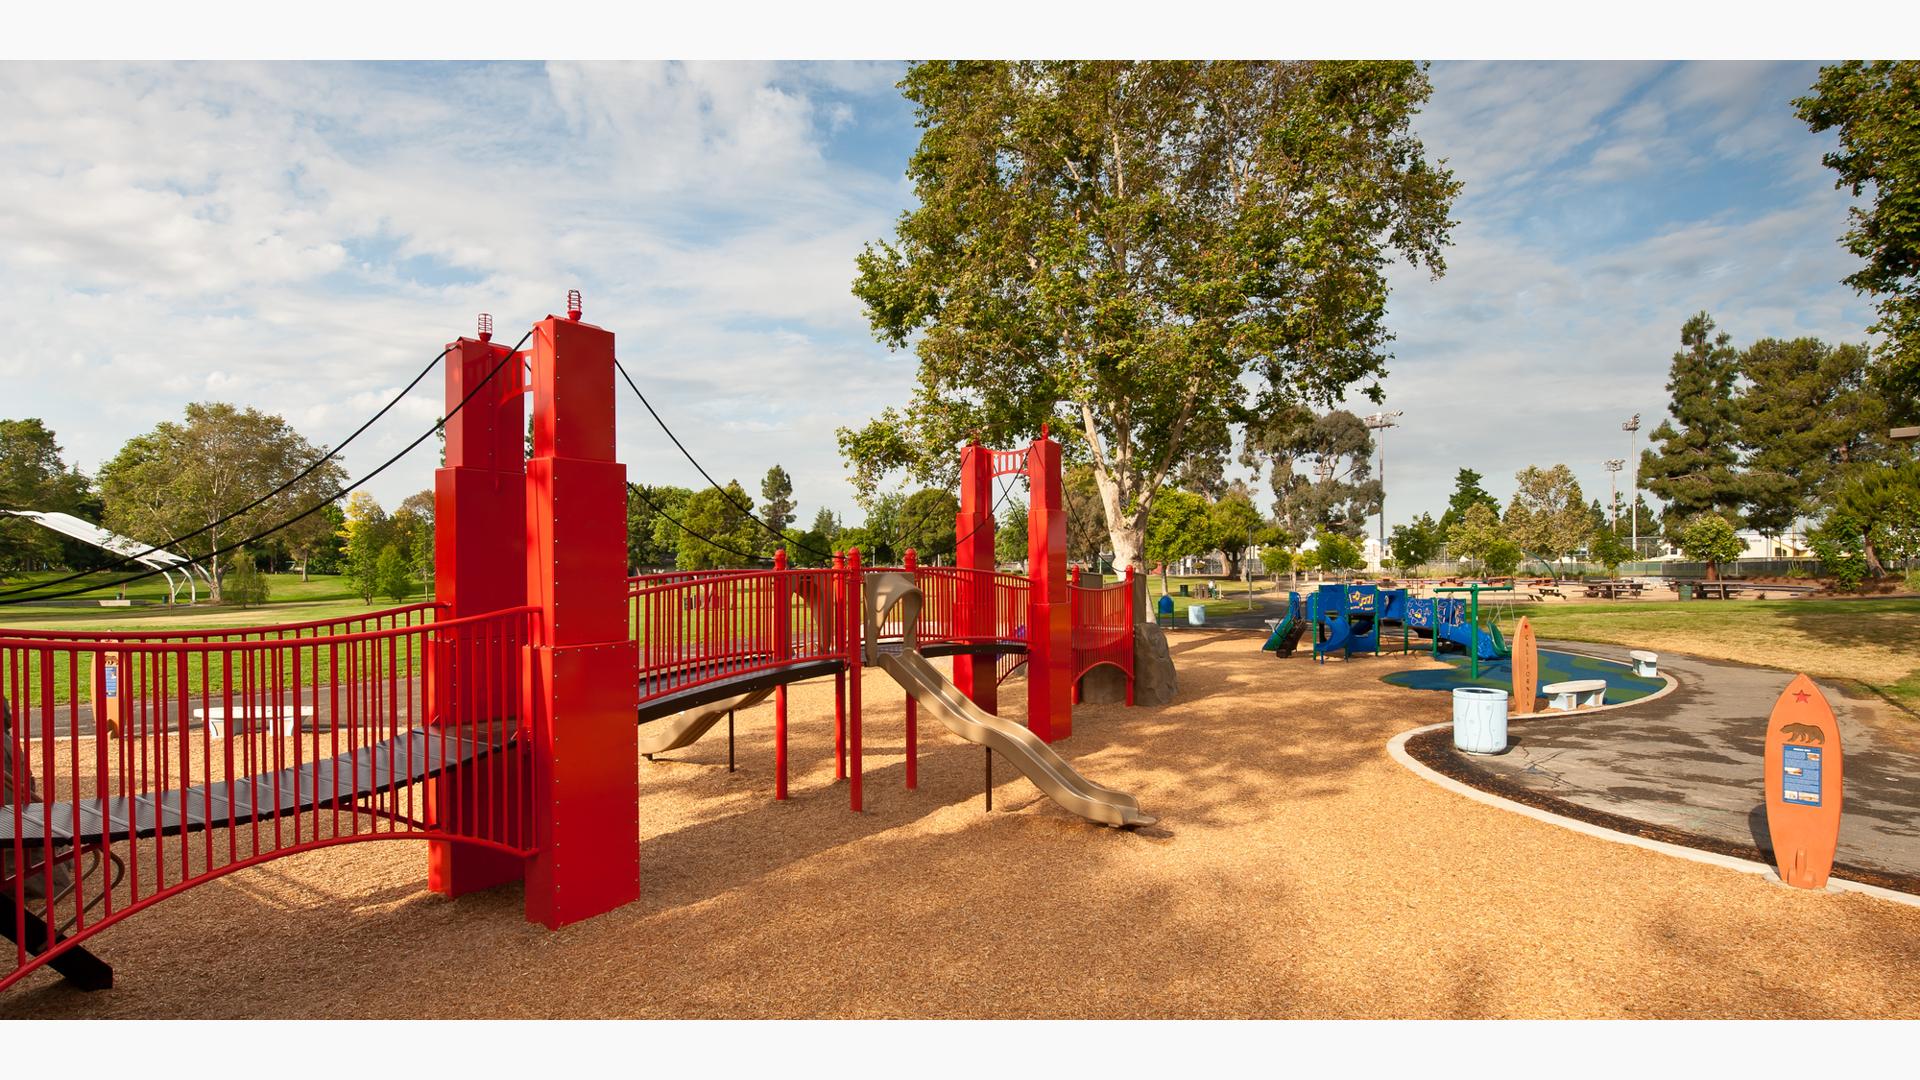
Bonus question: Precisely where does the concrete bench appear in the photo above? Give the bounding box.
[1542,679,1607,711]
[1629,650,1658,677]
[191,705,315,738]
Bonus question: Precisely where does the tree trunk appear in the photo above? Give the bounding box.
[1864,535,1886,578]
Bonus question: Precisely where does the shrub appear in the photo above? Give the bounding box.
[376,544,413,604]
[223,555,271,608]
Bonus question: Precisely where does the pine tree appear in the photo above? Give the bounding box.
[1438,468,1501,532]
[759,465,796,538]
[1641,313,1745,539]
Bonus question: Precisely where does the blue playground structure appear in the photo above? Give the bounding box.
[1404,597,1509,662]
[1310,583,1383,661]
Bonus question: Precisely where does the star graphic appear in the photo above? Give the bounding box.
[1793,689,1811,703]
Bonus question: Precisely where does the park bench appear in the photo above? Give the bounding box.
[191,705,316,738]
[1630,650,1658,677]
[1542,679,1607,711]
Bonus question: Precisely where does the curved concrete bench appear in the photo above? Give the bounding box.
[1542,678,1607,711]
[1629,650,1658,677]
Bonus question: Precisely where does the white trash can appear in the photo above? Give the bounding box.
[1452,687,1509,754]
[1188,604,1207,627]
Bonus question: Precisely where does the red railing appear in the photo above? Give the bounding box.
[2,605,532,992]
[629,568,843,705]
[0,603,438,644]
[1070,568,1135,689]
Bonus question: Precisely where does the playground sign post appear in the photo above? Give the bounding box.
[1764,674,1844,889]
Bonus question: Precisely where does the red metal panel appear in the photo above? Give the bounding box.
[524,640,640,928]
[1026,434,1071,742]
[952,442,998,713]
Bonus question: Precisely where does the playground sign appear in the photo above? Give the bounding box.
[92,650,123,735]
[1509,617,1537,713]
[1763,674,1843,889]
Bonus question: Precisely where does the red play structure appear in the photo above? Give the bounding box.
[1,302,1144,994]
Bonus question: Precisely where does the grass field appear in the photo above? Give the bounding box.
[0,572,409,633]
[1516,598,1920,710]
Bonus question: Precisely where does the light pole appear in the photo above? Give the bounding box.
[1623,414,1641,555]
[1603,459,1625,532]
[1363,410,1403,570]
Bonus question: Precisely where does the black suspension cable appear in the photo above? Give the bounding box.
[626,481,774,567]
[0,344,455,600]
[613,357,833,560]
[2,331,531,607]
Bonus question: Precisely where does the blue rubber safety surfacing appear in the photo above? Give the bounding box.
[1381,648,1664,703]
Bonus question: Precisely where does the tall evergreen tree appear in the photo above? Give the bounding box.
[759,465,796,538]
[1438,468,1501,532]
[1640,313,1746,539]
[1736,337,1887,539]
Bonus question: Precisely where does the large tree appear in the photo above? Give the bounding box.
[1735,336,1887,538]
[674,481,760,570]
[1143,488,1213,595]
[95,403,346,601]
[630,484,694,571]
[1204,488,1265,576]
[0,418,95,575]
[1438,467,1501,533]
[759,465,797,544]
[1243,408,1382,541]
[844,61,1459,570]
[1504,464,1591,566]
[1796,62,1920,422]
[1640,313,1746,538]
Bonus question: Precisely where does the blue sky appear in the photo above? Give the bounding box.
[0,61,1878,540]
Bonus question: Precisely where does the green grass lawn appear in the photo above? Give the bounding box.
[0,573,416,633]
[1514,598,1920,711]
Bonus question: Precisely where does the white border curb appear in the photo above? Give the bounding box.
[1386,722,1920,910]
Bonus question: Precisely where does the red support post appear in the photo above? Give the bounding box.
[1124,565,1137,706]
[952,441,997,712]
[903,548,918,791]
[847,547,864,812]
[832,551,847,780]
[1070,564,1082,705]
[428,328,529,897]
[773,548,789,801]
[1025,431,1071,742]
[522,304,641,930]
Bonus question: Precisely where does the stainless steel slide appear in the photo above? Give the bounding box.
[875,648,1156,828]
[637,688,772,757]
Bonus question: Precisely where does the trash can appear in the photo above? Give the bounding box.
[1187,604,1207,627]
[1180,583,1191,597]
[1157,594,1175,627]
[1677,583,1693,601]
[1451,687,1509,754]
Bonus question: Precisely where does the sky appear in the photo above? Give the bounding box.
[0,61,1880,543]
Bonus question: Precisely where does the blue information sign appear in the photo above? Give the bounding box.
[103,663,118,698]
[1781,745,1822,808]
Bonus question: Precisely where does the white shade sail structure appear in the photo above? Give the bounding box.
[1,510,214,603]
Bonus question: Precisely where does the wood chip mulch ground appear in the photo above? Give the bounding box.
[6,631,1920,1019]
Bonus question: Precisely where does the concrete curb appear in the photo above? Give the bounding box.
[1385,722,1920,910]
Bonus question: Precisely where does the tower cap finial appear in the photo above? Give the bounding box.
[477,313,493,342]
[566,289,583,321]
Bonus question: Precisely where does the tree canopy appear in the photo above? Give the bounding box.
[0,418,96,575]
[1504,464,1592,564]
[1243,408,1381,541]
[1735,335,1888,536]
[1641,313,1746,537]
[1796,62,1920,422]
[843,60,1459,570]
[759,465,796,545]
[95,402,345,601]
[1438,468,1501,532]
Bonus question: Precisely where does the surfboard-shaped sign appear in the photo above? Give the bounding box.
[1764,673,1843,889]
[1510,617,1538,714]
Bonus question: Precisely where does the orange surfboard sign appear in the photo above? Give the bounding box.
[1764,673,1843,889]
[1510,617,1538,714]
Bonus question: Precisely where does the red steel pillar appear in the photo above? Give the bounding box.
[832,550,847,779]
[1026,430,1071,742]
[847,547,864,812]
[522,303,640,929]
[1124,565,1137,706]
[773,548,790,801]
[429,325,529,897]
[903,548,918,790]
[952,441,997,712]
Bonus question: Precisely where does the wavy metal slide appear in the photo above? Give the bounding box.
[637,688,772,757]
[865,573,1155,829]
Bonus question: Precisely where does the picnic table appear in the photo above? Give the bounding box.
[1683,580,1747,600]
[1582,580,1646,600]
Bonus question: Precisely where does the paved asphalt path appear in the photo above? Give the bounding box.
[1463,641,1920,879]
